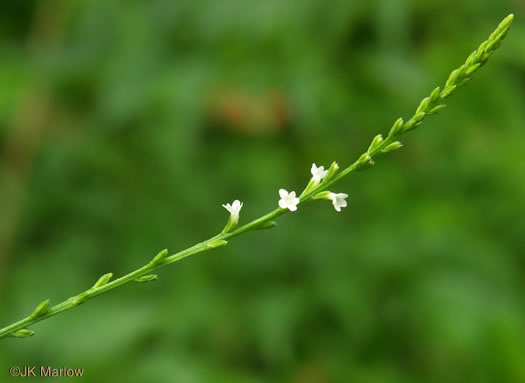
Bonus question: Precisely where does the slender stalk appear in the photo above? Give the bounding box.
[0,14,514,340]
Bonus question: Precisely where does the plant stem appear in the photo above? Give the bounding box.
[0,14,514,340]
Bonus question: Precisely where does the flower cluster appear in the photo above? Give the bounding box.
[277,163,348,213]
[222,162,349,222]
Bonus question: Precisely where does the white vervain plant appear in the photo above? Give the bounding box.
[0,14,515,340]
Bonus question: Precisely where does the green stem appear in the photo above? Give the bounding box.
[0,14,514,340]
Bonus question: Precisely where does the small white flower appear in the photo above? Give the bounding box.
[311,163,328,183]
[278,189,300,211]
[329,192,348,212]
[222,200,243,224]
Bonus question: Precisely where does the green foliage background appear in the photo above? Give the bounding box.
[1,1,524,382]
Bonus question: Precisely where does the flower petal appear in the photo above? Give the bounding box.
[279,188,288,198]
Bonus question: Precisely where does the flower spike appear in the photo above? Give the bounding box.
[0,15,514,341]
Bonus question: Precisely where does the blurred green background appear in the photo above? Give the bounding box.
[1,0,524,382]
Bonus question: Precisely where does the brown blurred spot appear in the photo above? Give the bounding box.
[208,87,291,136]
[293,361,331,383]
[0,0,71,291]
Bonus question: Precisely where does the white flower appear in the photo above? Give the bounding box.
[328,192,348,212]
[278,189,300,211]
[222,200,243,224]
[311,163,328,183]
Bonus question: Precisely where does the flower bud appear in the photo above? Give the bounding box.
[427,104,447,116]
[93,273,113,289]
[381,141,403,153]
[134,274,158,283]
[151,249,169,266]
[446,68,461,88]
[389,118,404,137]
[312,191,332,200]
[440,85,456,99]
[367,134,384,153]
[354,153,375,171]
[256,221,277,230]
[30,299,50,319]
[10,329,35,338]
[207,239,228,249]
[403,112,425,132]
[465,63,481,76]
[429,87,441,103]
[73,292,90,306]
[300,178,318,197]
[325,161,339,180]
[416,97,431,114]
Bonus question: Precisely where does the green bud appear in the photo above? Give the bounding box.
[151,249,169,265]
[404,121,421,132]
[480,53,491,65]
[440,85,456,99]
[486,39,500,53]
[475,47,486,63]
[355,153,375,171]
[10,329,35,338]
[427,104,447,116]
[73,292,90,306]
[457,76,472,86]
[416,97,431,114]
[465,50,477,65]
[367,134,384,153]
[207,239,228,249]
[429,87,441,103]
[412,112,426,123]
[93,273,113,289]
[445,68,460,88]
[30,299,50,319]
[465,63,481,76]
[300,178,318,197]
[135,274,158,283]
[389,118,404,137]
[325,161,339,180]
[478,39,489,51]
[403,113,425,132]
[381,141,403,153]
[256,221,277,230]
[312,191,332,200]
